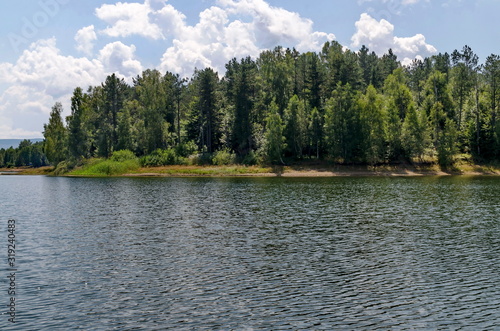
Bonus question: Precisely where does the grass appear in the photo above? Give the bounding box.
[69,158,140,176]
[4,156,500,177]
[129,165,273,176]
[0,166,53,175]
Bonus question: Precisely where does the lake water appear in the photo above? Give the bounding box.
[1,175,500,330]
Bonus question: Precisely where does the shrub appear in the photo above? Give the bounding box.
[241,150,259,165]
[212,149,236,165]
[111,150,137,162]
[70,157,140,176]
[140,149,185,167]
[175,141,198,158]
[53,161,70,175]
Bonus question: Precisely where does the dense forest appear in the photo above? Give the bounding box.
[3,42,499,169]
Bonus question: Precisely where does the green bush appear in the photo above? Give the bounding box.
[212,149,236,165]
[53,161,70,175]
[70,157,140,176]
[140,148,186,167]
[110,150,137,162]
[187,153,213,165]
[175,141,198,157]
[241,151,259,165]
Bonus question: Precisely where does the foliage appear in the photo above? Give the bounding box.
[265,102,286,164]
[43,102,67,165]
[110,149,137,162]
[140,149,185,167]
[38,43,500,171]
[212,149,237,165]
[71,158,140,176]
[437,118,459,168]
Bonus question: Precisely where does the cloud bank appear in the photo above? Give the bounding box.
[351,13,436,65]
[0,0,435,138]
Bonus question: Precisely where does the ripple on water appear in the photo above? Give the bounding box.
[1,176,500,329]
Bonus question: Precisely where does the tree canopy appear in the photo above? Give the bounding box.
[35,43,500,167]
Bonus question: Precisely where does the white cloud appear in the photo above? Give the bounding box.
[159,0,335,76]
[0,38,144,138]
[351,13,436,65]
[95,1,165,39]
[75,25,97,56]
[90,0,336,77]
[98,42,143,79]
[358,0,426,5]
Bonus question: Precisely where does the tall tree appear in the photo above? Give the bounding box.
[284,95,307,158]
[134,69,168,153]
[484,54,500,157]
[451,45,479,129]
[359,85,387,164]
[188,68,221,153]
[265,102,286,164]
[225,57,258,155]
[324,84,362,162]
[67,87,88,159]
[384,68,414,160]
[99,74,128,157]
[43,102,67,165]
[402,104,430,160]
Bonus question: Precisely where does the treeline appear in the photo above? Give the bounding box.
[0,140,48,168]
[42,42,500,168]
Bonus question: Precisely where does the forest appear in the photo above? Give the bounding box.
[2,42,499,170]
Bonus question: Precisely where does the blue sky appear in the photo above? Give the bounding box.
[0,0,498,139]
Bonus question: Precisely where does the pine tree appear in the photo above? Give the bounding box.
[43,102,67,165]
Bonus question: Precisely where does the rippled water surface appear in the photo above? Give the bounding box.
[1,175,500,330]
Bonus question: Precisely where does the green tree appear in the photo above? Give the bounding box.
[116,106,133,152]
[225,57,258,155]
[43,102,67,165]
[187,68,221,153]
[67,87,89,159]
[3,148,17,167]
[359,85,387,164]
[484,54,500,157]
[359,46,381,89]
[402,105,430,160]
[265,102,286,164]
[15,140,32,166]
[324,84,361,162]
[99,74,129,157]
[451,45,479,129]
[308,107,322,159]
[284,95,307,158]
[384,68,414,160]
[134,69,168,154]
[321,41,362,92]
[437,118,459,168]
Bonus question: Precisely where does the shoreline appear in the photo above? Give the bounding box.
[3,163,500,177]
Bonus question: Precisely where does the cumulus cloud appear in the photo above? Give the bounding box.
[98,42,143,79]
[159,0,335,76]
[75,25,97,55]
[0,0,438,139]
[351,13,436,65]
[93,0,335,76]
[0,38,143,138]
[95,1,165,39]
[358,0,426,5]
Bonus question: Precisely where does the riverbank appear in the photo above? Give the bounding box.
[3,162,500,177]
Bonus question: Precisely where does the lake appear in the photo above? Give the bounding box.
[1,175,500,329]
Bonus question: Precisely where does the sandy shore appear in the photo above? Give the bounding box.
[122,164,500,177]
[3,164,500,177]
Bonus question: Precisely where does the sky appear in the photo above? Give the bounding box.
[0,0,498,139]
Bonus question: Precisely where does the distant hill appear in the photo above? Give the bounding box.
[0,139,43,150]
